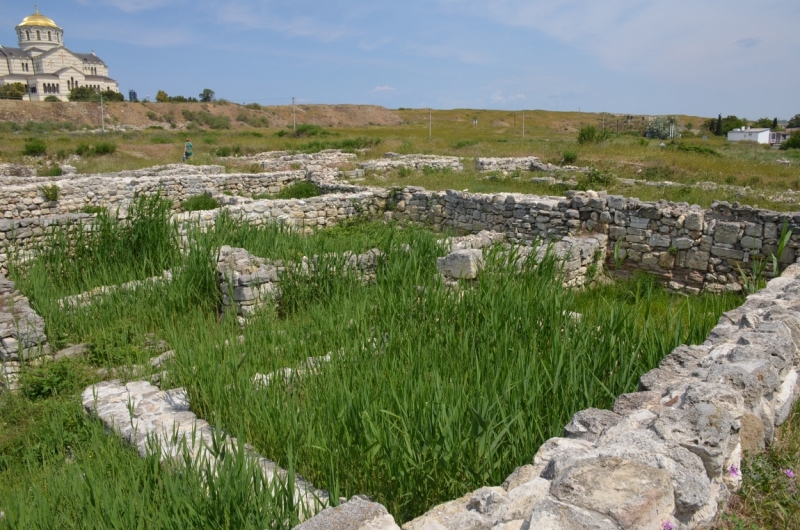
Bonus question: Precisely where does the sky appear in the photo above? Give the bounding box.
[1,1,798,118]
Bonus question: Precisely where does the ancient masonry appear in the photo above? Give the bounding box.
[3,155,800,527]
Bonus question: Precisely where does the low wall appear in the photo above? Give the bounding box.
[0,164,307,219]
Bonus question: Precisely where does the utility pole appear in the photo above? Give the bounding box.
[100,92,105,133]
[429,108,432,139]
[292,97,296,131]
[522,110,525,138]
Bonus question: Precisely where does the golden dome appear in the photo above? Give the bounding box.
[17,7,60,29]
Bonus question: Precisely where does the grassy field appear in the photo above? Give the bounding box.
[1,108,799,210]
[1,197,742,525]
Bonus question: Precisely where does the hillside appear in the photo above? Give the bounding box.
[0,101,404,129]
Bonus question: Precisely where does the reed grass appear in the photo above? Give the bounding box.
[5,214,740,524]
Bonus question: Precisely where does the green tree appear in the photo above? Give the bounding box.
[754,117,774,128]
[100,89,124,102]
[646,116,672,139]
[715,114,723,136]
[0,82,27,100]
[68,86,98,101]
[788,114,800,128]
[773,117,779,129]
[199,88,215,102]
[780,131,800,150]
[156,90,169,103]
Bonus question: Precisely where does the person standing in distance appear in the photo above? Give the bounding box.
[183,138,193,162]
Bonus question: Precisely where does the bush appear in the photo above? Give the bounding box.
[676,143,720,156]
[576,168,614,190]
[44,96,60,102]
[181,193,220,212]
[646,117,671,140]
[38,184,61,202]
[146,111,162,121]
[577,126,609,144]
[81,205,107,215]
[75,141,117,156]
[93,141,117,155]
[452,139,478,149]
[270,181,321,200]
[181,109,231,130]
[780,131,800,150]
[562,150,578,164]
[0,82,26,100]
[38,166,63,177]
[215,146,231,157]
[23,138,47,156]
[293,124,328,137]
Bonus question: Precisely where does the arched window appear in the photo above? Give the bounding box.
[36,30,40,40]
[56,84,59,93]
[26,31,30,40]
[48,31,52,41]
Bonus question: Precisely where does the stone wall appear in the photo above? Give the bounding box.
[219,149,357,171]
[359,153,463,172]
[385,188,800,294]
[1,272,49,390]
[0,164,307,219]
[476,156,586,173]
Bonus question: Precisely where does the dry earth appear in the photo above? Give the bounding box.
[0,100,403,129]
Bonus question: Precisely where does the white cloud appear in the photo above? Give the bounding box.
[436,0,800,82]
[209,2,352,42]
[490,91,525,103]
[75,0,178,13]
[372,85,396,92]
[70,22,193,47]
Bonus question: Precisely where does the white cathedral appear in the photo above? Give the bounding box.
[0,7,120,101]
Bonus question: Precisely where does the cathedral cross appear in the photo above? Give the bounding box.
[59,51,66,65]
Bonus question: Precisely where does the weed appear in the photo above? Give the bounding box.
[38,184,61,202]
[725,176,738,185]
[677,143,720,156]
[150,136,173,144]
[38,165,63,177]
[577,126,609,144]
[80,205,107,215]
[266,181,322,200]
[23,138,47,156]
[215,146,231,157]
[561,150,578,164]
[181,193,220,212]
[576,168,614,190]
[93,141,117,155]
[452,139,479,149]
[397,166,413,178]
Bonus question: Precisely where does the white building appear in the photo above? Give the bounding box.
[727,127,771,144]
[0,8,119,101]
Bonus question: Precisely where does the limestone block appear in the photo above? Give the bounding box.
[714,222,740,245]
[436,249,484,279]
[563,408,622,443]
[524,498,620,530]
[550,456,674,530]
[298,498,400,530]
[685,212,704,232]
[686,250,710,271]
[652,404,735,479]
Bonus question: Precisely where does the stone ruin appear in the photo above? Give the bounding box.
[0,273,49,390]
[359,152,463,172]
[2,155,800,528]
[218,149,358,172]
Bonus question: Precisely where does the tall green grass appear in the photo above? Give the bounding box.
[6,215,740,525]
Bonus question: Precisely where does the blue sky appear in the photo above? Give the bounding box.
[2,1,798,118]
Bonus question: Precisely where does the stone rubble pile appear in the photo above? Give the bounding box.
[0,164,37,179]
[217,245,382,317]
[0,273,49,390]
[395,265,800,530]
[359,153,463,172]
[476,157,587,174]
[219,150,358,171]
[81,380,328,516]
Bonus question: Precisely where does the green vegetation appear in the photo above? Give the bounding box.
[0,82,26,100]
[561,150,578,164]
[75,141,117,156]
[37,165,63,177]
[676,143,720,156]
[44,96,60,102]
[258,181,322,200]
[68,86,124,102]
[646,116,672,140]
[38,184,61,202]
[181,193,220,212]
[0,207,741,525]
[781,131,800,151]
[22,138,47,156]
[181,109,231,130]
[716,403,800,530]
[577,125,609,144]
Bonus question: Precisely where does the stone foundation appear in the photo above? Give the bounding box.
[0,273,48,390]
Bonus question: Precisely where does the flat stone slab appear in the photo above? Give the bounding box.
[296,497,400,530]
[81,380,327,513]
